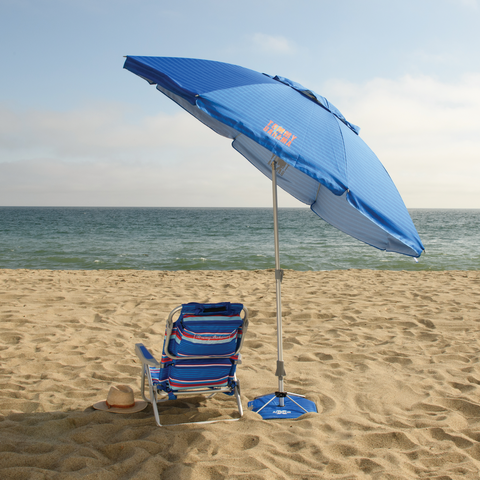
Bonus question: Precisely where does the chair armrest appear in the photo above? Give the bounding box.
[135,343,160,367]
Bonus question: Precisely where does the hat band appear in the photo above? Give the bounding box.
[106,400,136,409]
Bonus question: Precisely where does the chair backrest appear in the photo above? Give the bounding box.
[162,302,247,363]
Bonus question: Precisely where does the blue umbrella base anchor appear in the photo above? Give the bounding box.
[248,392,317,420]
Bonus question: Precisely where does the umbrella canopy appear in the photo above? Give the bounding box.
[123,56,424,257]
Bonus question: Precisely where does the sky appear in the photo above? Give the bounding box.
[0,0,479,208]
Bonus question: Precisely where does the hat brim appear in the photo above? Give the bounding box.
[93,400,148,414]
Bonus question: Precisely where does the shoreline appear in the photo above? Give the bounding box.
[1,268,480,478]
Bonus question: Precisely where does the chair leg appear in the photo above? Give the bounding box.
[151,398,162,427]
[235,381,243,417]
[142,365,162,427]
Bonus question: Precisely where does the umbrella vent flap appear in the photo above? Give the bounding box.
[265,74,361,135]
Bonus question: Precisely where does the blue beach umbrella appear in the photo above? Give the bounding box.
[123,56,424,419]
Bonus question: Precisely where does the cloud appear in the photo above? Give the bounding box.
[451,0,478,8]
[322,74,480,208]
[250,33,296,55]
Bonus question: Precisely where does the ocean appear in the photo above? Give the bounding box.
[0,207,478,271]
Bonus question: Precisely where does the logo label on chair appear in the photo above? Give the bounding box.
[193,334,225,341]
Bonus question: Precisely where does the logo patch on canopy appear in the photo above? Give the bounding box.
[263,121,297,147]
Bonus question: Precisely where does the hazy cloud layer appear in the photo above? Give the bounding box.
[1,74,480,208]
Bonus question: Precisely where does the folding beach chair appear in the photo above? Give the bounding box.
[135,302,248,426]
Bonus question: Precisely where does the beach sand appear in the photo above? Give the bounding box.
[1,268,480,479]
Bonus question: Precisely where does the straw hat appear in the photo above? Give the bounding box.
[93,385,148,413]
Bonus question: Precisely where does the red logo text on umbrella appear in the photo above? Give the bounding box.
[263,121,297,147]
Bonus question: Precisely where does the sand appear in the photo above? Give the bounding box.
[1,268,480,479]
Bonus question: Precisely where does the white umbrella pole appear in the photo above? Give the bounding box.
[271,159,286,407]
